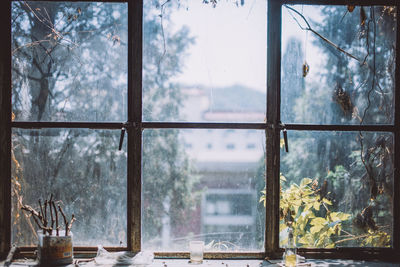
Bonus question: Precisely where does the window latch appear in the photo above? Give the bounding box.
[118,122,134,151]
[118,127,126,151]
[280,123,289,153]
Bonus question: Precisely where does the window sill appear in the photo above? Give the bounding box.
[4,259,400,266]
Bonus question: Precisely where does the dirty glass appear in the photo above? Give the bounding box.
[279,131,393,248]
[11,129,127,246]
[143,0,267,122]
[281,5,396,125]
[142,129,265,251]
[12,1,128,122]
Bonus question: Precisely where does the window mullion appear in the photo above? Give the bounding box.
[11,122,124,130]
[0,0,11,257]
[265,0,282,258]
[128,0,143,253]
[392,5,400,252]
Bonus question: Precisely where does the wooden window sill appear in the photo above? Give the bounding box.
[4,258,400,266]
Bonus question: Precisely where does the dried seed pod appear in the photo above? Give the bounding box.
[332,83,353,115]
[360,7,367,26]
[302,61,310,77]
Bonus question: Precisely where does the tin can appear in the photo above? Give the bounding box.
[37,230,73,266]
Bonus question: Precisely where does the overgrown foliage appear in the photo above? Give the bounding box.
[261,175,390,248]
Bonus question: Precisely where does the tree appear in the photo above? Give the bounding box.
[279,5,395,247]
[11,0,195,247]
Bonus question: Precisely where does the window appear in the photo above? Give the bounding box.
[10,1,128,247]
[226,143,236,150]
[279,4,397,252]
[0,0,399,261]
[247,143,256,150]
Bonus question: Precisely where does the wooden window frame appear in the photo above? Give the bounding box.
[1,0,400,261]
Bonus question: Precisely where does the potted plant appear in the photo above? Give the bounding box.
[20,194,75,266]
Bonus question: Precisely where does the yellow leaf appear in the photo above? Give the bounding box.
[311,217,326,226]
[300,178,313,187]
[313,201,321,211]
[322,198,332,205]
[310,224,324,234]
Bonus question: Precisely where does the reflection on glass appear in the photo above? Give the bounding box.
[281,5,396,124]
[143,1,266,122]
[279,131,393,248]
[12,2,127,122]
[11,129,127,246]
[142,129,265,251]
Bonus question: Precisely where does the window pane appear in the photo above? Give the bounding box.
[281,6,396,124]
[143,1,267,122]
[279,131,393,248]
[11,129,127,246]
[12,2,127,122]
[142,129,265,251]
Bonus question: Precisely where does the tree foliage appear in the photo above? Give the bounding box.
[11,0,196,248]
[278,4,395,248]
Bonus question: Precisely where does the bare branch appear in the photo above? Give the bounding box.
[284,5,361,62]
[43,199,48,228]
[49,194,55,231]
[66,214,76,236]
[52,201,59,236]
[21,204,52,232]
[58,204,69,236]
[158,0,172,74]
[38,199,44,223]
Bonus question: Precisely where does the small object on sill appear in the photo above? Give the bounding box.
[188,260,203,265]
[189,241,205,264]
[79,246,154,266]
[4,244,17,267]
[277,263,311,267]
[75,258,95,265]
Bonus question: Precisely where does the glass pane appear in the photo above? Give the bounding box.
[12,2,127,122]
[143,1,266,122]
[142,129,265,251]
[11,129,127,246]
[281,5,396,124]
[279,131,393,248]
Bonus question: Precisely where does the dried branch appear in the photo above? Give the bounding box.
[21,195,75,236]
[58,204,69,236]
[21,205,52,232]
[49,194,55,230]
[284,5,361,62]
[66,214,76,236]
[335,233,369,244]
[21,204,41,219]
[52,201,59,236]
[4,244,17,267]
[14,188,37,238]
[38,199,45,224]
[157,0,171,75]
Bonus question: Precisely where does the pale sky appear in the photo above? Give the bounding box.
[170,0,267,91]
[169,1,324,92]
